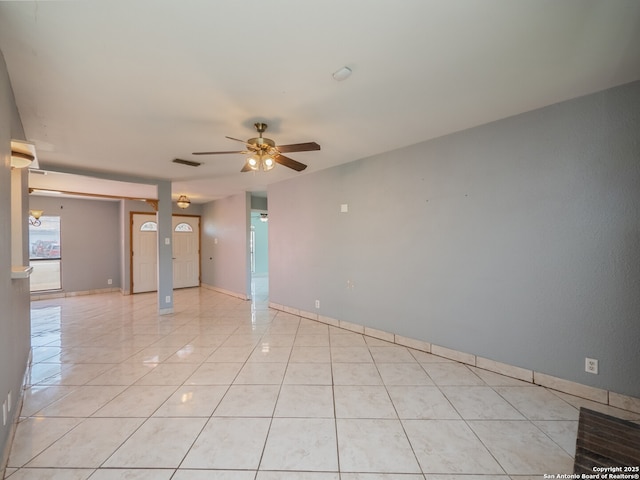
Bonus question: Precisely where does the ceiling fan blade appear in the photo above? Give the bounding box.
[192,150,247,155]
[276,142,321,153]
[274,154,307,171]
[226,136,249,144]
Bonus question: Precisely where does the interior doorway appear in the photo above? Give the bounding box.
[250,210,269,302]
[131,213,201,294]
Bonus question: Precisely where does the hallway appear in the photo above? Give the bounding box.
[5,287,638,479]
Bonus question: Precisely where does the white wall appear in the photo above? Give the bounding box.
[269,80,640,398]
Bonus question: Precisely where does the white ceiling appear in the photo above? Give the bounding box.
[2,1,639,203]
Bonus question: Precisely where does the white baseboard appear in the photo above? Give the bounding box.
[270,303,640,414]
[0,349,32,479]
[30,287,120,301]
[201,283,248,300]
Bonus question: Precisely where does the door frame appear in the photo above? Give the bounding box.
[129,211,202,294]
[172,214,202,289]
[130,212,159,294]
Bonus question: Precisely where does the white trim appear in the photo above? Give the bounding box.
[31,287,120,300]
[201,283,249,301]
[0,350,32,479]
[270,302,640,414]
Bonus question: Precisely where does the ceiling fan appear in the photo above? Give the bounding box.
[192,122,320,172]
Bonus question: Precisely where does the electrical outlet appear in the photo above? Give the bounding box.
[585,357,598,374]
[107,278,113,285]
[315,300,320,309]
[165,296,171,303]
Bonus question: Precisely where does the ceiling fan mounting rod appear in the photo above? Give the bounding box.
[254,122,268,135]
[248,122,275,150]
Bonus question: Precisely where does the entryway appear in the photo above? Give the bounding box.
[250,210,269,302]
[131,213,200,293]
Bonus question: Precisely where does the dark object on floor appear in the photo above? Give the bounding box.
[574,407,640,473]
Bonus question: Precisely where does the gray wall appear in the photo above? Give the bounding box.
[0,50,30,470]
[29,196,121,293]
[201,192,251,298]
[269,80,640,398]
[30,196,205,296]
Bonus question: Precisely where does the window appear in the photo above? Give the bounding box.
[29,215,62,291]
[174,222,193,232]
[140,221,157,231]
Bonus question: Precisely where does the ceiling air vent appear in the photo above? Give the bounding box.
[172,158,201,167]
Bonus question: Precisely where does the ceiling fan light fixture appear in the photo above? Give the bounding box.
[262,155,275,171]
[246,154,275,172]
[176,195,191,209]
[245,155,258,170]
[193,122,317,173]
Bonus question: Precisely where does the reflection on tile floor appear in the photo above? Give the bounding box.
[5,280,640,479]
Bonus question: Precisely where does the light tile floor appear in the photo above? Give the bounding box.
[5,280,640,479]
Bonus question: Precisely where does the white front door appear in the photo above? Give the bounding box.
[172,216,200,289]
[131,214,200,293]
[132,213,157,293]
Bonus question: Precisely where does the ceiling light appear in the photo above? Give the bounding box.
[11,140,38,169]
[246,154,275,172]
[332,66,352,81]
[176,195,191,209]
[247,156,259,171]
[29,209,43,226]
[12,151,34,168]
[262,155,275,171]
